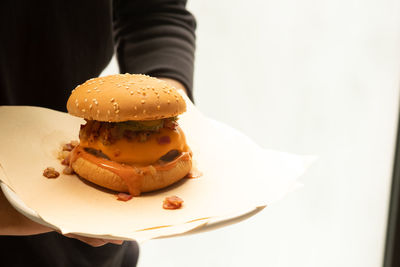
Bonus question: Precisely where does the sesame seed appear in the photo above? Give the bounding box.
[115,110,120,114]
[107,110,111,115]
[134,115,138,118]
[75,103,79,107]
[110,98,115,102]
[141,100,145,104]
[97,110,100,114]
[89,104,93,109]
[87,89,91,93]
[157,105,160,110]
[167,100,170,104]
[142,92,146,96]
[143,110,146,114]
[130,91,134,95]
[75,99,78,103]
[84,98,88,102]
[81,109,86,112]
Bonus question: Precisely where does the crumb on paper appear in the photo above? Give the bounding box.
[186,168,203,179]
[58,140,78,171]
[117,193,133,201]
[57,150,70,161]
[163,195,183,210]
[62,140,79,152]
[61,153,71,166]
[43,167,60,178]
[62,166,74,175]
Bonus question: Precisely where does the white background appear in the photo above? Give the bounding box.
[102,0,400,266]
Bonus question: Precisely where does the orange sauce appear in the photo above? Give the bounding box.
[70,145,191,196]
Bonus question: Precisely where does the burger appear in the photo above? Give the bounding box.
[66,74,192,196]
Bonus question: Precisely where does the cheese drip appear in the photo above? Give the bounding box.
[79,126,189,165]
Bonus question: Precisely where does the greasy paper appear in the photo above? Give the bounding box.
[0,98,313,241]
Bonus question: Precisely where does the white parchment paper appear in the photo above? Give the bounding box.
[0,97,314,242]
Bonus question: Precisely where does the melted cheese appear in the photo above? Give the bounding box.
[80,127,189,165]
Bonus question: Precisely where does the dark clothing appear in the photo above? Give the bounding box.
[1,233,139,267]
[0,0,195,112]
[0,0,195,266]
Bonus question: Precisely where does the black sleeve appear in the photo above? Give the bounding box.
[113,0,196,101]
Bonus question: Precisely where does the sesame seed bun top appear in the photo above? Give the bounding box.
[66,74,187,122]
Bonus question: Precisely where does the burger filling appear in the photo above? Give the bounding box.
[78,117,190,166]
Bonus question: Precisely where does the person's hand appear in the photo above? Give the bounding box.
[0,190,122,247]
[64,233,123,247]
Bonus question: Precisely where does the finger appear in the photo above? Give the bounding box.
[72,235,124,246]
[106,239,124,245]
[64,233,124,247]
[64,234,108,247]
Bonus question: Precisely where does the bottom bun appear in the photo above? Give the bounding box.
[71,152,192,195]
